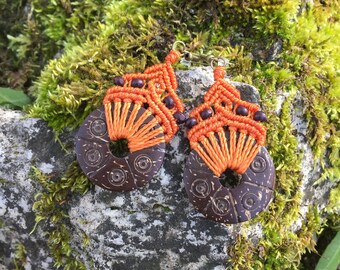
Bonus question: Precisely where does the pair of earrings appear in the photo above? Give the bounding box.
[75,44,275,224]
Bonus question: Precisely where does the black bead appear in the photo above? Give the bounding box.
[174,112,187,124]
[236,106,249,116]
[163,96,175,109]
[254,111,267,122]
[131,78,144,88]
[200,109,213,120]
[113,76,124,86]
[185,117,198,129]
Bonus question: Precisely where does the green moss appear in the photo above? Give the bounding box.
[81,232,91,248]
[229,92,306,269]
[0,178,8,184]
[12,243,27,270]
[227,2,339,269]
[0,0,29,88]
[325,184,340,231]
[152,203,172,213]
[2,0,337,269]
[1,0,110,89]
[30,163,92,269]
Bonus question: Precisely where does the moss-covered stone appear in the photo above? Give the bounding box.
[30,163,91,269]
[2,0,339,269]
[12,243,27,270]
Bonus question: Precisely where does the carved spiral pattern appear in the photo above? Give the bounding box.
[241,193,260,211]
[134,154,153,173]
[108,169,127,186]
[211,198,230,216]
[183,146,275,223]
[84,148,103,166]
[76,107,166,192]
[191,179,211,198]
[90,119,107,137]
[250,156,267,173]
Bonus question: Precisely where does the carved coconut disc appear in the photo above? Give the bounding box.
[183,146,275,223]
[75,105,165,192]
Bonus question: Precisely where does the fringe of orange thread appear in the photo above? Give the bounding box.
[188,66,267,176]
[103,50,184,152]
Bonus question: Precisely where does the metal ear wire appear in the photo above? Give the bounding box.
[172,41,230,68]
[172,41,187,53]
[172,41,192,67]
[210,57,229,68]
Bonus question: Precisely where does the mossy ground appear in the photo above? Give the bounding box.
[2,0,339,269]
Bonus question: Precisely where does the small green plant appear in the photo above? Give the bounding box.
[0,87,31,109]
[30,163,92,269]
[12,243,27,270]
[316,232,340,270]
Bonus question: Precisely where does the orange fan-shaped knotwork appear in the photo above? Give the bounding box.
[187,67,267,176]
[103,50,184,153]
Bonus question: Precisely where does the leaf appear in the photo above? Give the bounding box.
[0,87,32,109]
[316,232,340,270]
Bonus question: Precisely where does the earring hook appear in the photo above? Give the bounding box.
[172,42,230,68]
[172,41,187,53]
[210,57,229,68]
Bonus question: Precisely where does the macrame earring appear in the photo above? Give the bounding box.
[75,49,185,192]
[183,66,275,223]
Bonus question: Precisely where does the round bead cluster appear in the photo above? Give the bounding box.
[185,117,198,128]
[236,106,248,116]
[163,96,175,109]
[253,111,267,122]
[113,76,124,87]
[234,106,267,122]
[184,106,267,130]
[200,109,213,120]
[113,76,144,88]
[186,108,213,129]
[113,76,188,124]
[113,76,268,128]
[131,78,144,88]
[174,112,187,124]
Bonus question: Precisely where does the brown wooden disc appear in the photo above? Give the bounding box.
[183,145,275,223]
[75,105,165,192]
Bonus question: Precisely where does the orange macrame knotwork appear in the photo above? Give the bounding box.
[103,50,184,153]
[187,66,267,176]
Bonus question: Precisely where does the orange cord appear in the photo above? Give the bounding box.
[188,66,267,176]
[103,50,184,152]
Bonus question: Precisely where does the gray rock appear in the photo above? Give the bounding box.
[266,39,283,61]
[0,109,68,270]
[0,68,332,270]
[70,68,245,269]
